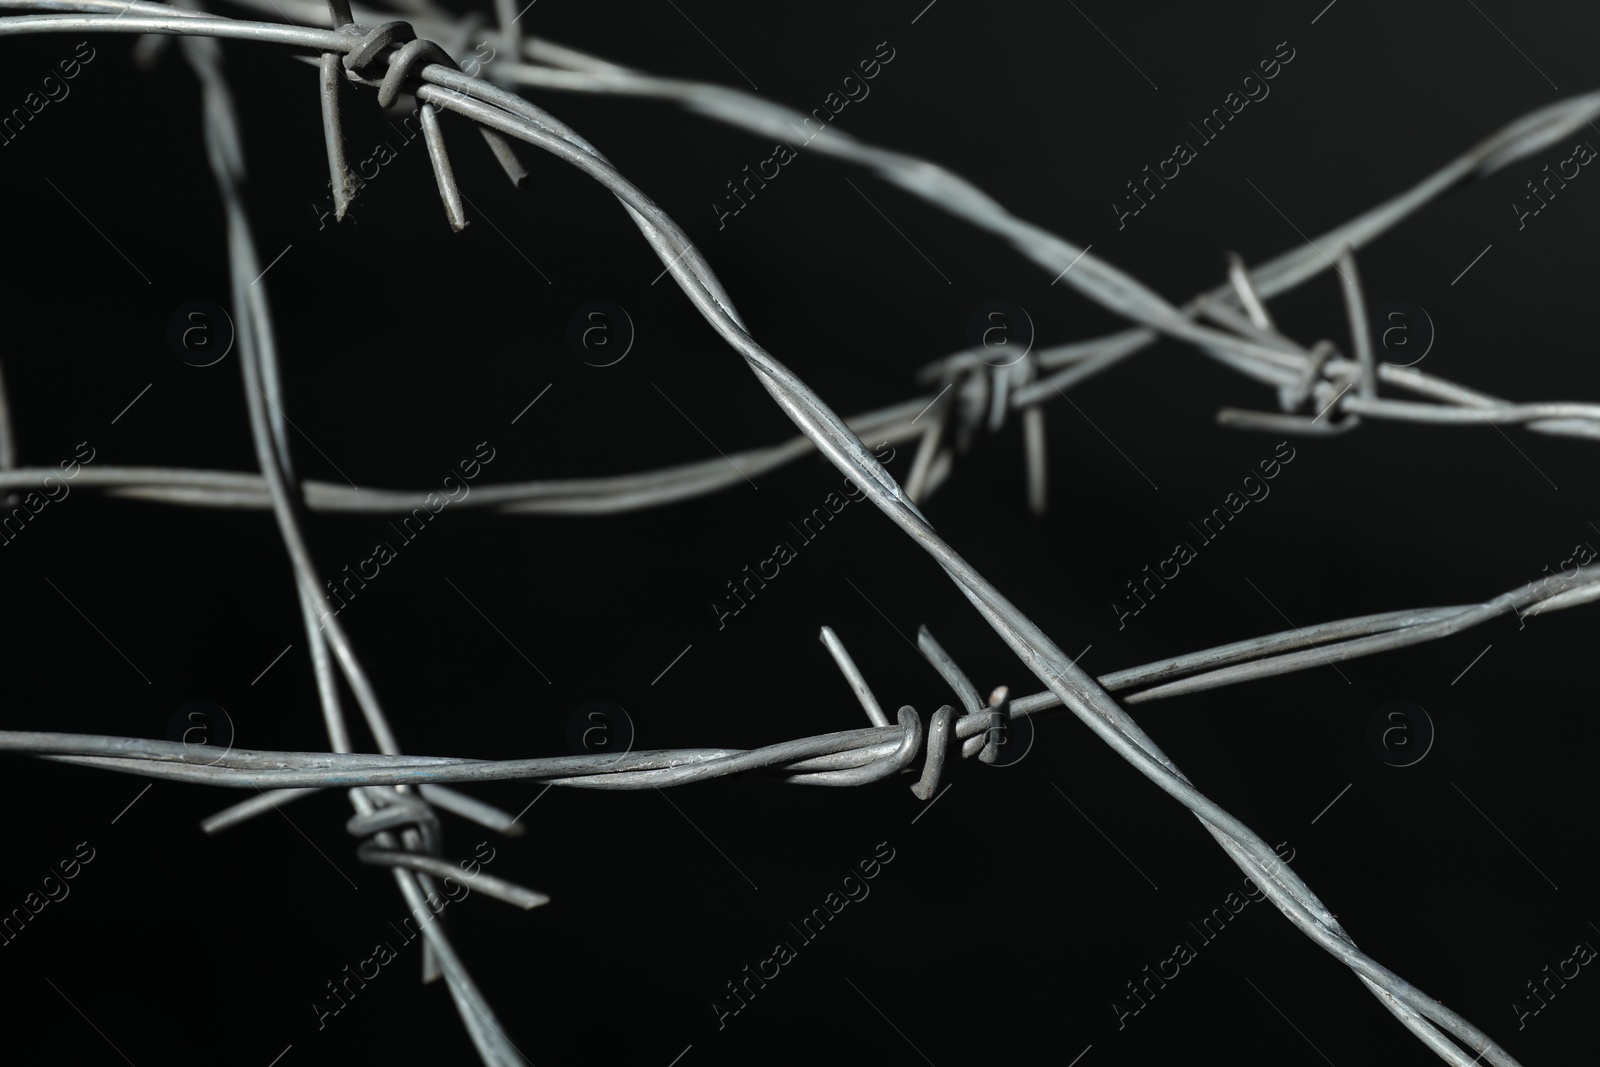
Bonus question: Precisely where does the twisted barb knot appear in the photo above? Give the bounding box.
[340,20,461,110]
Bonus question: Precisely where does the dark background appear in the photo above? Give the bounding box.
[0,0,1596,1063]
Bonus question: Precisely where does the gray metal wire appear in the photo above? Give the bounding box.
[10,558,1597,786]
[1,2,1593,1063]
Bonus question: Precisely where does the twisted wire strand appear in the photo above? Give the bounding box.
[182,17,522,1061]
[294,0,1600,439]
[11,548,1596,789]
[12,1,1599,456]
[38,0,1596,443]
[0,4,1572,1064]
[2,9,1596,520]
[9,550,1593,785]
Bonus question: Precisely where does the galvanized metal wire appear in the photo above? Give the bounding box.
[1,1,1594,1063]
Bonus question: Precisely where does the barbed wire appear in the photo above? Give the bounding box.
[7,1,1600,524]
[0,1,1587,1063]
[8,555,1597,793]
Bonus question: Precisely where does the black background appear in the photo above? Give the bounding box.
[0,0,1597,1064]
